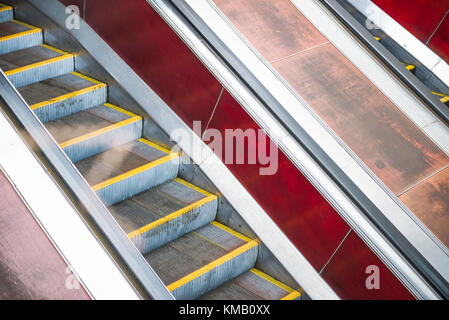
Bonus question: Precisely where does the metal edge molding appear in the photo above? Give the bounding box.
[168,0,449,299]
[0,70,173,299]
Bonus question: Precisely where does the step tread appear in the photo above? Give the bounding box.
[0,19,40,39]
[199,268,299,300]
[18,72,105,108]
[75,139,170,187]
[0,44,70,73]
[109,178,213,235]
[44,103,139,145]
[144,222,253,286]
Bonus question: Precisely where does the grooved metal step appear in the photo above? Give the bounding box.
[0,4,13,23]
[0,19,42,54]
[145,222,259,300]
[44,103,142,162]
[76,139,180,206]
[199,268,301,300]
[0,44,74,87]
[109,178,217,254]
[18,72,107,123]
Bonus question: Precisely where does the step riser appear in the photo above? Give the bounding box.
[63,120,142,163]
[172,244,258,300]
[34,86,107,123]
[8,56,74,87]
[132,199,218,255]
[0,8,13,23]
[97,156,180,207]
[0,31,43,55]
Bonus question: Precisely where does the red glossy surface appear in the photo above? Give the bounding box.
[0,171,90,299]
[321,231,414,300]
[428,17,449,64]
[372,0,449,63]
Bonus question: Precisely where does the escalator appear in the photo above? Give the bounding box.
[0,2,301,300]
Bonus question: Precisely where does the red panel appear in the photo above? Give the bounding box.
[428,17,449,64]
[207,90,351,271]
[83,0,221,133]
[372,0,449,63]
[372,0,449,42]
[0,172,90,299]
[321,231,414,300]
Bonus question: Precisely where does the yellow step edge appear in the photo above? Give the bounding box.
[59,115,141,149]
[30,82,106,110]
[128,194,217,239]
[432,91,449,103]
[104,102,140,118]
[138,138,173,155]
[281,291,302,300]
[11,19,40,30]
[4,53,73,76]
[210,221,254,243]
[0,21,41,42]
[405,64,415,71]
[173,178,215,197]
[92,152,180,191]
[167,240,259,292]
[40,43,71,56]
[374,36,381,41]
[250,268,297,294]
[72,71,106,86]
[0,4,13,12]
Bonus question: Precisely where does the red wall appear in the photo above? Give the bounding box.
[59,0,412,300]
[372,0,449,63]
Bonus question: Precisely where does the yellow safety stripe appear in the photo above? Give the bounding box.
[59,115,141,149]
[92,152,178,191]
[137,138,172,154]
[72,71,105,85]
[432,91,449,103]
[30,83,106,110]
[281,291,302,300]
[5,53,73,76]
[127,194,216,239]
[0,4,12,13]
[167,240,259,292]
[0,21,41,42]
[173,178,215,197]
[104,102,140,118]
[210,221,254,243]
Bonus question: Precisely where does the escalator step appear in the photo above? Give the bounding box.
[45,103,142,162]
[145,222,259,300]
[0,19,42,54]
[76,139,180,206]
[19,72,107,123]
[0,44,74,87]
[199,268,301,300]
[0,3,13,23]
[109,178,217,254]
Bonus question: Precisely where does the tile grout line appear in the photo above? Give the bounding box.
[270,41,330,64]
[397,163,449,197]
[319,229,352,275]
